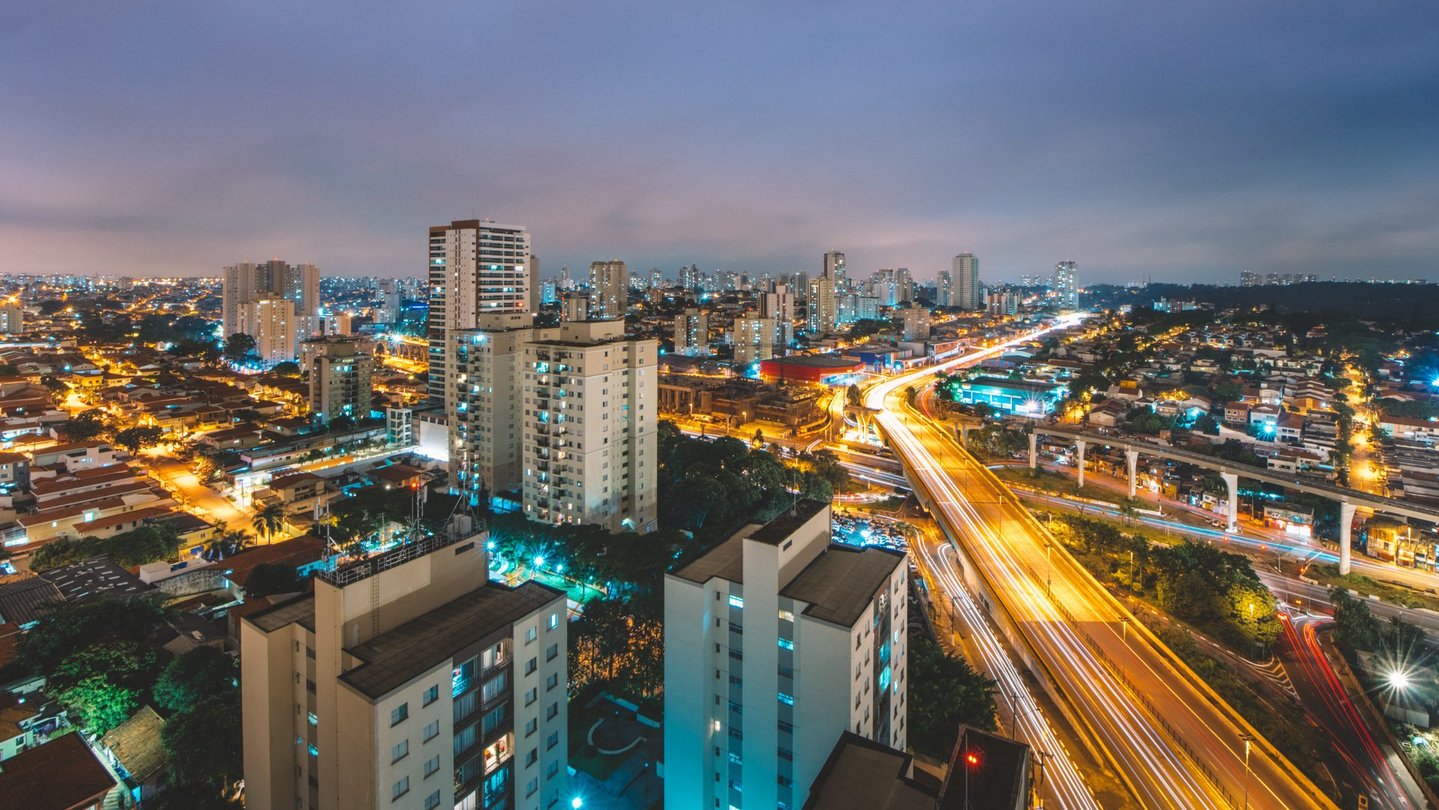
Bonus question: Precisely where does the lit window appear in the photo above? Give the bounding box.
[728,595,744,609]
[778,692,795,706]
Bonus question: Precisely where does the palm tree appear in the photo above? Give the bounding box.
[252,503,286,545]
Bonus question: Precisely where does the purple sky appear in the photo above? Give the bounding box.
[2,2,1437,284]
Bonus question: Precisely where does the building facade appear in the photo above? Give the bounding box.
[224,260,320,342]
[241,519,570,810]
[1053,260,1079,310]
[673,308,709,357]
[732,313,776,368]
[238,296,298,366]
[588,260,628,321]
[426,220,532,406]
[520,320,658,533]
[306,337,374,426]
[951,253,980,310]
[447,313,534,502]
[663,501,908,810]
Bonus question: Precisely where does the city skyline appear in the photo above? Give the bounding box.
[4,3,1437,283]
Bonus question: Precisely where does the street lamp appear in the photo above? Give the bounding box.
[1388,669,1411,691]
[1240,733,1255,810]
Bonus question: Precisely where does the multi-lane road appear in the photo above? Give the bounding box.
[864,328,1337,809]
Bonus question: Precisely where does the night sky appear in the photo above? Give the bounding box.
[3,2,1437,283]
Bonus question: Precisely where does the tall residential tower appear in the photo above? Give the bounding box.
[952,253,981,310]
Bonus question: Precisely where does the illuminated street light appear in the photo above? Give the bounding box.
[1388,670,1411,691]
[533,555,546,568]
[571,798,583,810]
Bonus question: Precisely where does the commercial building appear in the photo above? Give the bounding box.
[241,518,570,810]
[306,337,375,426]
[447,313,534,502]
[238,296,299,366]
[952,376,1064,415]
[733,313,776,368]
[674,308,709,357]
[427,220,532,406]
[952,254,981,310]
[224,260,320,342]
[758,354,863,385]
[588,260,628,321]
[663,500,908,810]
[1053,260,1079,310]
[521,319,658,533]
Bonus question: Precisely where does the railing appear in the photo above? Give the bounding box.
[317,519,487,587]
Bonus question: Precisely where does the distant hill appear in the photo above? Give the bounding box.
[1089,282,1439,328]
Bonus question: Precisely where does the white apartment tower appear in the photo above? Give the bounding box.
[1053,260,1079,310]
[732,313,776,367]
[306,336,375,426]
[952,253,981,310]
[0,297,22,334]
[521,320,658,533]
[759,284,795,352]
[224,260,321,342]
[238,296,298,366]
[673,308,709,357]
[588,260,628,321]
[822,250,846,292]
[447,313,534,503]
[806,277,837,334]
[427,220,532,406]
[936,269,955,307]
[663,501,908,810]
[241,519,570,810]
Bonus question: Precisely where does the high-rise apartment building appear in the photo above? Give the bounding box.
[426,220,532,406]
[377,279,401,324]
[732,313,776,367]
[936,269,954,307]
[238,296,298,366]
[673,308,709,357]
[520,320,657,533]
[447,313,534,502]
[952,253,981,310]
[1239,271,1260,287]
[224,260,320,342]
[759,284,795,352]
[663,500,908,810]
[1053,260,1079,310]
[823,251,846,292]
[0,297,23,334]
[807,277,837,334]
[588,260,628,321]
[306,337,374,426]
[900,306,931,341]
[241,518,570,810]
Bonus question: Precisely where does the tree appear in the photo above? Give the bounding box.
[162,693,243,793]
[154,647,237,714]
[252,502,286,544]
[908,635,997,759]
[114,425,166,455]
[270,360,301,378]
[59,675,138,736]
[846,384,863,408]
[223,333,256,363]
[242,563,306,597]
[63,410,109,442]
[18,598,161,676]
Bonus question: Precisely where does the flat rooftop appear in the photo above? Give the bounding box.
[803,732,936,810]
[782,544,904,627]
[340,581,562,700]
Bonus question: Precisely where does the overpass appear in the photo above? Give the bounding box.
[1027,425,1439,575]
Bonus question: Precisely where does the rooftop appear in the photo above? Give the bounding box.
[0,574,64,625]
[37,557,151,602]
[802,732,937,810]
[341,581,562,700]
[0,732,117,810]
[750,499,828,545]
[781,544,905,627]
[101,705,166,784]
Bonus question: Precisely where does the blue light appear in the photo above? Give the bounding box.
[533,555,545,568]
[728,594,744,609]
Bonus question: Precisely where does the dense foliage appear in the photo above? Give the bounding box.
[907,634,997,759]
[29,524,183,571]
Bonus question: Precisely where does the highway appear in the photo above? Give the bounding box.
[863,326,1337,809]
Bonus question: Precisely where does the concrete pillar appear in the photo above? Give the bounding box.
[1028,432,1038,470]
[1339,500,1356,576]
[959,423,972,447]
[1125,448,1139,499]
[1076,440,1087,488]
[1221,471,1239,533]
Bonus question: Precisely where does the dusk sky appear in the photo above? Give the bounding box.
[3,2,1437,284]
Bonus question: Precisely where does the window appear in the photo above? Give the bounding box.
[423,755,440,778]
[391,739,409,763]
[778,609,794,622]
[546,702,558,721]
[526,717,538,736]
[526,748,538,767]
[546,672,559,691]
[778,692,795,706]
[422,685,439,706]
[307,712,318,726]
[525,626,538,643]
[525,657,537,675]
[422,720,439,742]
[526,777,539,797]
[548,613,559,630]
[778,638,794,651]
[546,730,559,750]
[390,704,408,726]
[525,687,538,706]
[728,594,744,609]
[546,643,558,661]
[424,790,442,810]
[392,776,410,801]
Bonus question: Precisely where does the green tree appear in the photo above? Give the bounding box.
[223,333,257,363]
[251,502,286,543]
[154,647,237,714]
[162,693,243,792]
[59,675,138,735]
[63,410,109,441]
[270,360,301,378]
[18,598,161,676]
[846,384,863,408]
[907,635,997,759]
[114,425,166,455]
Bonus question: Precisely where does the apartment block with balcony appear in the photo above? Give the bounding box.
[241,517,569,810]
[447,314,535,503]
[306,336,375,426]
[521,319,657,533]
[663,500,908,810]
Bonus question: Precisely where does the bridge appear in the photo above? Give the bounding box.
[1026,425,1439,575]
